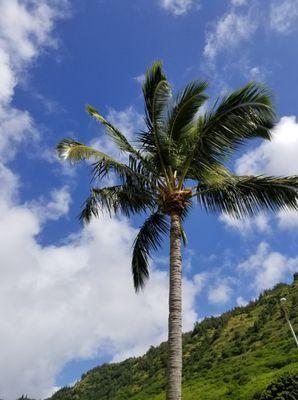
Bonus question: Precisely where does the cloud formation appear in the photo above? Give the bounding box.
[204,10,257,60]
[231,0,247,5]
[219,213,270,235]
[235,116,298,177]
[270,0,298,34]
[0,0,68,160]
[0,177,203,398]
[203,0,298,62]
[160,0,198,15]
[208,281,233,304]
[238,242,298,291]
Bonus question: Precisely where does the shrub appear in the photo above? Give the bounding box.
[260,374,298,399]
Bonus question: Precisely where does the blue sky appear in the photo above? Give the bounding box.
[1,0,298,398]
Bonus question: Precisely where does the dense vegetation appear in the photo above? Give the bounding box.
[48,274,298,400]
[259,374,298,399]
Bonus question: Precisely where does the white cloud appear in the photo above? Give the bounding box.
[29,186,72,223]
[0,48,16,104]
[231,0,247,5]
[204,10,257,60]
[0,105,37,162]
[238,242,298,291]
[236,296,248,307]
[0,163,20,203]
[160,0,198,15]
[0,1,54,64]
[277,207,298,229]
[0,0,69,162]
[0,183,202,398]
[134,74,145,84]
[184,248,195,272]
[34,92,66,115]
[0,0,68,101]
[219,213,271,235]
[208,281,233,304]
[202,0,298,75]
[236,116,298,177]
[270,0,298,34]
[192,273,207,292]
[248,65,266,81]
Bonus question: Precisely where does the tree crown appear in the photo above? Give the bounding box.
[57,61,298,290]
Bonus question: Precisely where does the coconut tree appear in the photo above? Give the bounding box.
[57,62,298,400]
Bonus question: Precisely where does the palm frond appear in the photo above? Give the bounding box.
[128,155,159,187]
[190,82,276,167]
[198,174,298,218]
[91,158,153,187]
[80,185,155,223]
[86,105,141,157]
[179,223,188,246]
[197,163,232,185]
[132,212,169,291]
[140,62,172,181]
[142,61,171,130]
[86,105,162,183]
[57,138,152,186]
[57,139,111,162]
[167,80,208,142]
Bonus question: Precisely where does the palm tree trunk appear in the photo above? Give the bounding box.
[166,212,182,400]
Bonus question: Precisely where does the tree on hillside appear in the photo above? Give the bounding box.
[57,62,298,400]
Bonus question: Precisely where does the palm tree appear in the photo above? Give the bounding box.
[57,62,298,400]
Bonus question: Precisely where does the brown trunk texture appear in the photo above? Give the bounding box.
[166,212,182,400]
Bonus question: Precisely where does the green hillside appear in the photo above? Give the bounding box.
[50,275,298,400]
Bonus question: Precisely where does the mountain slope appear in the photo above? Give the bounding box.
[50,275,298,400]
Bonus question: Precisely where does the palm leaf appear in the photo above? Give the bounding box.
[86,105,141,157]
[179,223,188,246]
[80,184,156,222]
[140,62,172,182]
[57,138,153,186]
[132,212,168,291]
[86,105,160,181]
[57,139,111,162]
[198,175,298,218]
[199,82,275,157]
[167,80,208,142]
[189,82,276,169]
[142,61,170,131]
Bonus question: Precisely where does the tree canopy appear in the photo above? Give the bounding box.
[57,61,298,291]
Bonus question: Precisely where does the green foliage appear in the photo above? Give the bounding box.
[199,175,298,218]
[259,374,298,399]
[194,82,275,164]
[132,212,168,290]
[80,184,155,222]
[48,276,298,400]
